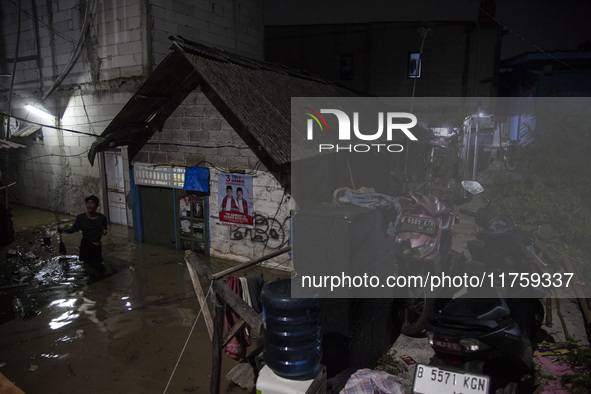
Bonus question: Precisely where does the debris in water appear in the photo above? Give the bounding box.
[67,362,75,376]
[23,310,40,320]
[12,297,24,319]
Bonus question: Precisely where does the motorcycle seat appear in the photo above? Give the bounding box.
[437,296,511,329]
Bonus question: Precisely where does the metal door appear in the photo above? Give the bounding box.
[140,186,176,246]
[104,150,127,226]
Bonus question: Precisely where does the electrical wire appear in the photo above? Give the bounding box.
[6,114,98,137]
[194,159,263,175]
[466,0,577,70]
[7,0,78,44]
[145,142,250,150]
[7,0,22,130]
[25,149,90,162]
[42,0,98,101]
[161,282,212,394]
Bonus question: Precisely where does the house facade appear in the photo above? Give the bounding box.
[0,0,300,263]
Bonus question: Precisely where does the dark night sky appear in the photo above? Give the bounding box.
[264,0,591,60]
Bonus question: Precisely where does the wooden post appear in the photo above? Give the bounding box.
[184,248,292,394]
[185,251,214,340]
[212,279,263,335]
[210,292,225,394]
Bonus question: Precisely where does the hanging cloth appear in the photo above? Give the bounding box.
[224,275,251,360]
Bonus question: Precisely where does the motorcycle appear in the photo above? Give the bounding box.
[394,180,463,337]
[413,180,549,394]
[502,139,520,172]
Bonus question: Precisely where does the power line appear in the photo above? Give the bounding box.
[7,0,78,44]
[7,114,99,137]
[466,0,576,70]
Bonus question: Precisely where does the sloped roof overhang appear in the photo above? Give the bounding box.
[88,37,360,172]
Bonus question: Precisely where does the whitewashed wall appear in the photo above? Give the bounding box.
[1,0,264,222]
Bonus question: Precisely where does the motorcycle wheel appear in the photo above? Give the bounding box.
[399,293,436,337]
[505,156,519,171]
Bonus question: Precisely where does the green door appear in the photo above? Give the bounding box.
[140,186,176,247]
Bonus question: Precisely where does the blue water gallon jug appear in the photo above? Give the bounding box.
[261,279,322,380]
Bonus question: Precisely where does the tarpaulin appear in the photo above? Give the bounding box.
[183,166,209,192]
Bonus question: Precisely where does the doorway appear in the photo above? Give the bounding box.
[104,150,128,226]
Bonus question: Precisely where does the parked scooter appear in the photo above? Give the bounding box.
[414,180,548,394]
[394,180,463,337]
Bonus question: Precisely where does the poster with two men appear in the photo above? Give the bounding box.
[218,173,253,227]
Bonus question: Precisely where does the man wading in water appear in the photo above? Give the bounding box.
[62,195,109,281]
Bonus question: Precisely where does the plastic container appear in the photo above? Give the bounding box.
[255,365,316,394]
[261,279,321,380]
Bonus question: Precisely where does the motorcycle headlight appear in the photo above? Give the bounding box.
[417,236,436,256]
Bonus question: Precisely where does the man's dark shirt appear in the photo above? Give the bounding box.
[69,213,108,243]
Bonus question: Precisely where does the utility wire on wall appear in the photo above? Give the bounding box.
[42,0,98,101]
[7,0,79,44]
[466,0,576,70]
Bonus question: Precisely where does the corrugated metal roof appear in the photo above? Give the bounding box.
[0,139,26,149]
[89,36,359,167]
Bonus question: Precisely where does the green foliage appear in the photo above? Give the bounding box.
[561,343,591,393]
[486,175,591,249]
[426,132,463,182]
[484,117,591,267]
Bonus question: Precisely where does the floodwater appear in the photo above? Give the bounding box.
[0,205,290,393]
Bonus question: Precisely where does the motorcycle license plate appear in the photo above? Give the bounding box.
[399,216,437,235]
[413,364,490,394]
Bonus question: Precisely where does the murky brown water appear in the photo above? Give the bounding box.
[1,205,289,393]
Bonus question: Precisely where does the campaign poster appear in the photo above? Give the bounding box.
[218,173,254,227]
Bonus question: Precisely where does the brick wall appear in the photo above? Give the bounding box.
[5,81,142,219]
[0,0,147,91]
[1,0,271,263]
[150,0,264,65]
[1,0,264,224]
[133,89,293,264]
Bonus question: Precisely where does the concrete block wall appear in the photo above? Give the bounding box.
[133,89,293,265]
[1,0,267,263]
[0,0,147,92]
[6,85,138,219]
[265,22,500,97]
[150,0,264,65]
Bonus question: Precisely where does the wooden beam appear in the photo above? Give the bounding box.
[185,257,214,340]
[222,318,246,348]
[185,250,213,278]
[212,279,263,335]
[210,246,291,280]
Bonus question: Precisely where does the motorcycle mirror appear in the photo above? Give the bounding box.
[461,180,485,195]
[538,224,557,241]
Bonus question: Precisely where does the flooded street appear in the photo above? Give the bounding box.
[1,205,289,393]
